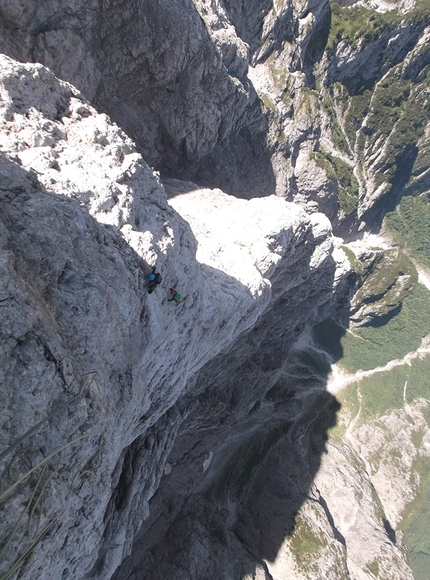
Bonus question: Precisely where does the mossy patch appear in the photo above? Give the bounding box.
[289,513,328,558]
[364,558,380,577]
[266,53,289,93]
[311,148,359,216]
[385,195,430,270]
[260,92,278,112]
[341,245,358,270]
[295,87,320,119]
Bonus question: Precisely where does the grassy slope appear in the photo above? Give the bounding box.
[314,3,430,577]
[314,283,430,373]
[315,283,430,577]
[267,2,430,574]
[319,1,430,221]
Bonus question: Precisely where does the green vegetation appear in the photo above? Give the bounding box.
[312,149,359,216]
[364,558,380,578]
[289,513,328,557]
[330,362,425,435]
[260,92,277,112]
[365,77,411,146]
[372,78,411,109]
[331,119,350,153]
[400,450,430,580]
[329,382,360,439]
[357,366,407,426]
[327,0,430,54]
[317,10,430,576]
[320,86,336,116]
[295,87,319,118]
[311,151,337,182]
[314,283,430,373]
[403,133,430,198]
[344,90,372,145]
[353,248,417,317]
[319,150,358,191]
[323,3,430,212]
[341,245,358,269]
[266,53,289,93]
[327,3,401,54]
[385,195,430,270]
[331,155,359,214]
[326,350,430,580]
[408,550,430,580]
[413,0,430,21]
[366,80,430,185]
[406,357,430,403]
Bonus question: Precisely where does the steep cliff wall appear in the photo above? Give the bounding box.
[0,0,275,197]
[1,0,429,578]
[0,0,428,230]
[0,55,357,580]
[246,0,430,231]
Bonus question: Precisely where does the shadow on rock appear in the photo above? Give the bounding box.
[0,0,278,200]
[111,237,350,580]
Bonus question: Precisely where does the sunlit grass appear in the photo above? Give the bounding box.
[356,367,407,427]
[385,195,430,271]
[400,451,430,580]
[314,283,430,373]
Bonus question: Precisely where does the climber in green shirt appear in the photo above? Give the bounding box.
[168,288,184,305]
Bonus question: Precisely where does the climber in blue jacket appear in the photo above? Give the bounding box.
[148,267,162,293]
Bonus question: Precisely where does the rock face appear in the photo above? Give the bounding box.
[351,398,430,529]
[0,0,428,578]
[0,55,356,580]
[0,0,275,198]
[0,0,428,229]
[346,242,418,326]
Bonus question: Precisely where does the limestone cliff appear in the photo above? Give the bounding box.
[0,55,354,580]
[0,0,428,228]
[1,0,429,578]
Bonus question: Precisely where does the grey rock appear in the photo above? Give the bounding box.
[0,0,426,576]
[346,244,418,326]
[0,0,428,227]
[0,55,355,580]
